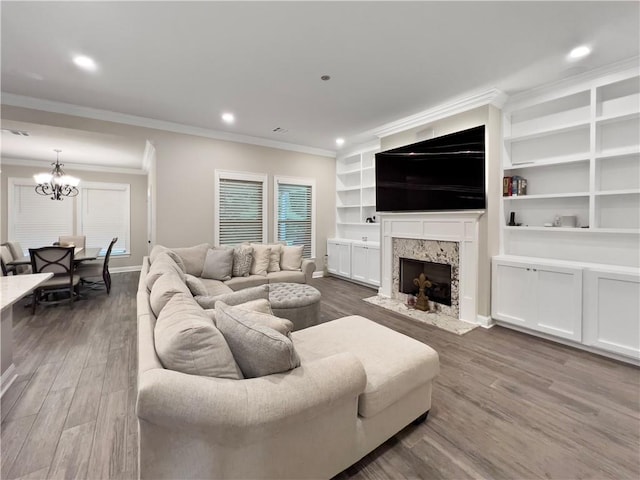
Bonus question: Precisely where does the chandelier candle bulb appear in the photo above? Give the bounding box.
[33,149,80,200]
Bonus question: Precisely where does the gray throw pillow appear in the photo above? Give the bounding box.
[184,274,209,297]
[232,244,253,277]
[202,248,233,281]
[204,298,275,325]
[194,284,269,309]
[154,294,243,379]
[171,243,210,277]
[215,302,300,378]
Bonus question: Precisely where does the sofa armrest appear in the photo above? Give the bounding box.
[301,258,316,283]
[137,352,366,446]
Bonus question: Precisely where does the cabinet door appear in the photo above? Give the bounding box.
[366,246,381,287]
[337,243,352,278]
[492,260,533,326]
[327,241,340,275]
[532,264,583,342]
[583,270,640,358]
[351,245,367,282]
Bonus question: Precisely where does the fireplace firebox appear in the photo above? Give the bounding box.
[399,258,452,306]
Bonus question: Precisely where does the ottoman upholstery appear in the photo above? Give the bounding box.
[269,282,321,331]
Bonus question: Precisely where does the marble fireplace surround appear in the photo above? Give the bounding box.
[393,238,459,318]
[379,211,484,324]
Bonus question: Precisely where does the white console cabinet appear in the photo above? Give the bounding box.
[492,257,583,342]
[327,239,380,287]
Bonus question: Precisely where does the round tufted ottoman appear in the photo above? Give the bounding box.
[269,283,321,331]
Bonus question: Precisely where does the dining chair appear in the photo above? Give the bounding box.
[76,237,118,294]
[1,245,16,276]
[6,241,32,274]
[58,235,86,250]
[29,246,80,314]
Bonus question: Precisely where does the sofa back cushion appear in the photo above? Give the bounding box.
[149,245,186,272]
[202,248,234,281]
[184,274,209,296]
[249,244,271,276]
[155,294,243,379]
[232,244,253,277]
[281,245,304,271]
[150,271,191,317]
[215,302,300,378]
[146,253,186,291]
[170,243,210,277]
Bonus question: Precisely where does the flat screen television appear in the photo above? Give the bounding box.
[375,125,486,212]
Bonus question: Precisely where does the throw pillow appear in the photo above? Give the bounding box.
[249,244,271,276]
[150,271,191,317]
[194,284,269,309]
[184,274,209,297]
[232,244,253,277]
[202,248,233,281]
[281,245,304,271]
[230,300,293,335]
[204,298,274,325]
[215,302,300,378]
[154,294,243,379]
[171,243,210,277]
[266,244,283,272]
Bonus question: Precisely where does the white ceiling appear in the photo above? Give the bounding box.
[1,1,639,164]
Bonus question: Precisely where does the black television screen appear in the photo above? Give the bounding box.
[375,125,486,212]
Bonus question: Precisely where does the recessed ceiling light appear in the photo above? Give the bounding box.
[222,113,235,124]
[73,55,97,71]
[336,138,345,147]
[568,45,591,60]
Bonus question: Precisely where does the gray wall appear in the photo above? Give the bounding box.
[1,106,336,268]
[380,105,502,317]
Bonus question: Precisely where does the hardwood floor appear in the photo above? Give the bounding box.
[1,273,638,479]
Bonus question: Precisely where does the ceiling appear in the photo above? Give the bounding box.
[1,1,639,166]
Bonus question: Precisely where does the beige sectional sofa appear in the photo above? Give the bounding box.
[136,246,440,479]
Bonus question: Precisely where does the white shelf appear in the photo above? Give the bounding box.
[505,154,590,170]
[594,189,640,196]
[362,166,375,172]
[505,226,640,234]
[503,192,590,201]
[337,204,360,209]
[337,222,380,227]
[336,186,361,192]
[595,146,640,160]
[362,185,376,190]
[595,111,640,125]
[504,120,590,143]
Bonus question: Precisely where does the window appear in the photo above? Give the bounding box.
[78,182,130,255]
[215,171,267,246]
[8,178,73,253]
[274,176,315,258]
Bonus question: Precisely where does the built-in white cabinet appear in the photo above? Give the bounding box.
[327,239,380,287]
[583,269,640,359]
[327,239,352,278]
[351,242,380,287]
[492,257,583,342]
[492,255,640,361]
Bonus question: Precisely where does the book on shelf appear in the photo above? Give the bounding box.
[503,176,512,196]
[503,175,527,196]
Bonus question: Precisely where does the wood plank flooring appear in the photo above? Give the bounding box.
[1,273,638,479]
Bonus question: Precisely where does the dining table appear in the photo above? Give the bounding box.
[6,247,102,268]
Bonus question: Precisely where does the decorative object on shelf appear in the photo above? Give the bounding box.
[365,216,376,223]
[413,272,432,312]
[508,212,517,226]
[560,215,578,228]
[33,149,80,200]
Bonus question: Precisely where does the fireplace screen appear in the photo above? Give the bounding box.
[399,258,452,306]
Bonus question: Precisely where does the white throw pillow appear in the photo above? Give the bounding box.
[281,245,304,271]
[215,302,300,378]
[249,244,271,276]
[266,244,283,272]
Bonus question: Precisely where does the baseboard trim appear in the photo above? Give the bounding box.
[111,265,142,273]
[476,315,495,329]
[1,364,17,398]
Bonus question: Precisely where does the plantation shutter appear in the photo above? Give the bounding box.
[277,183,312,257]
[78,183,130,254]
[219,178,265,245]
[9,179,73,252]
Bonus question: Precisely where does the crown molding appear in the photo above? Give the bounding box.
[0,157,147,175]
[337,138,381,160]
[371,88,507,139]
[1,93,336,159]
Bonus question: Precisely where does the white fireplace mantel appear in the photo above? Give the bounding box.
[378,211,485,324]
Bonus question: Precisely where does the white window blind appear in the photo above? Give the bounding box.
[8,178,73,253]
[216,172,267,246]
[78,182,130,254]
[275,177,315,258]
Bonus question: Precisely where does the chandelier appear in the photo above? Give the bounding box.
[34,149,80,200]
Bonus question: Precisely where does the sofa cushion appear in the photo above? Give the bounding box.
[202,248,233,281]
[250,244,271,276]
[146,254,186,291]
[171,243,210,277]
[215,302,300,378]
[184,274,209,297]
[266,270,306,284]
[266,243,283,272]
[225,275,269,291]
[281,245,304,271]
[200,278,233,297]
[154,293,243,379]
[150,271,191,317]
[203,298,276,325]
[292,315,440,418]
[232,244,253,278]
[194,284,269,309]
[149,245,186,272]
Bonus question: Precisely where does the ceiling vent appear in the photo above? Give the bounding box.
[272,127,288,134]
[1,128,30,136]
